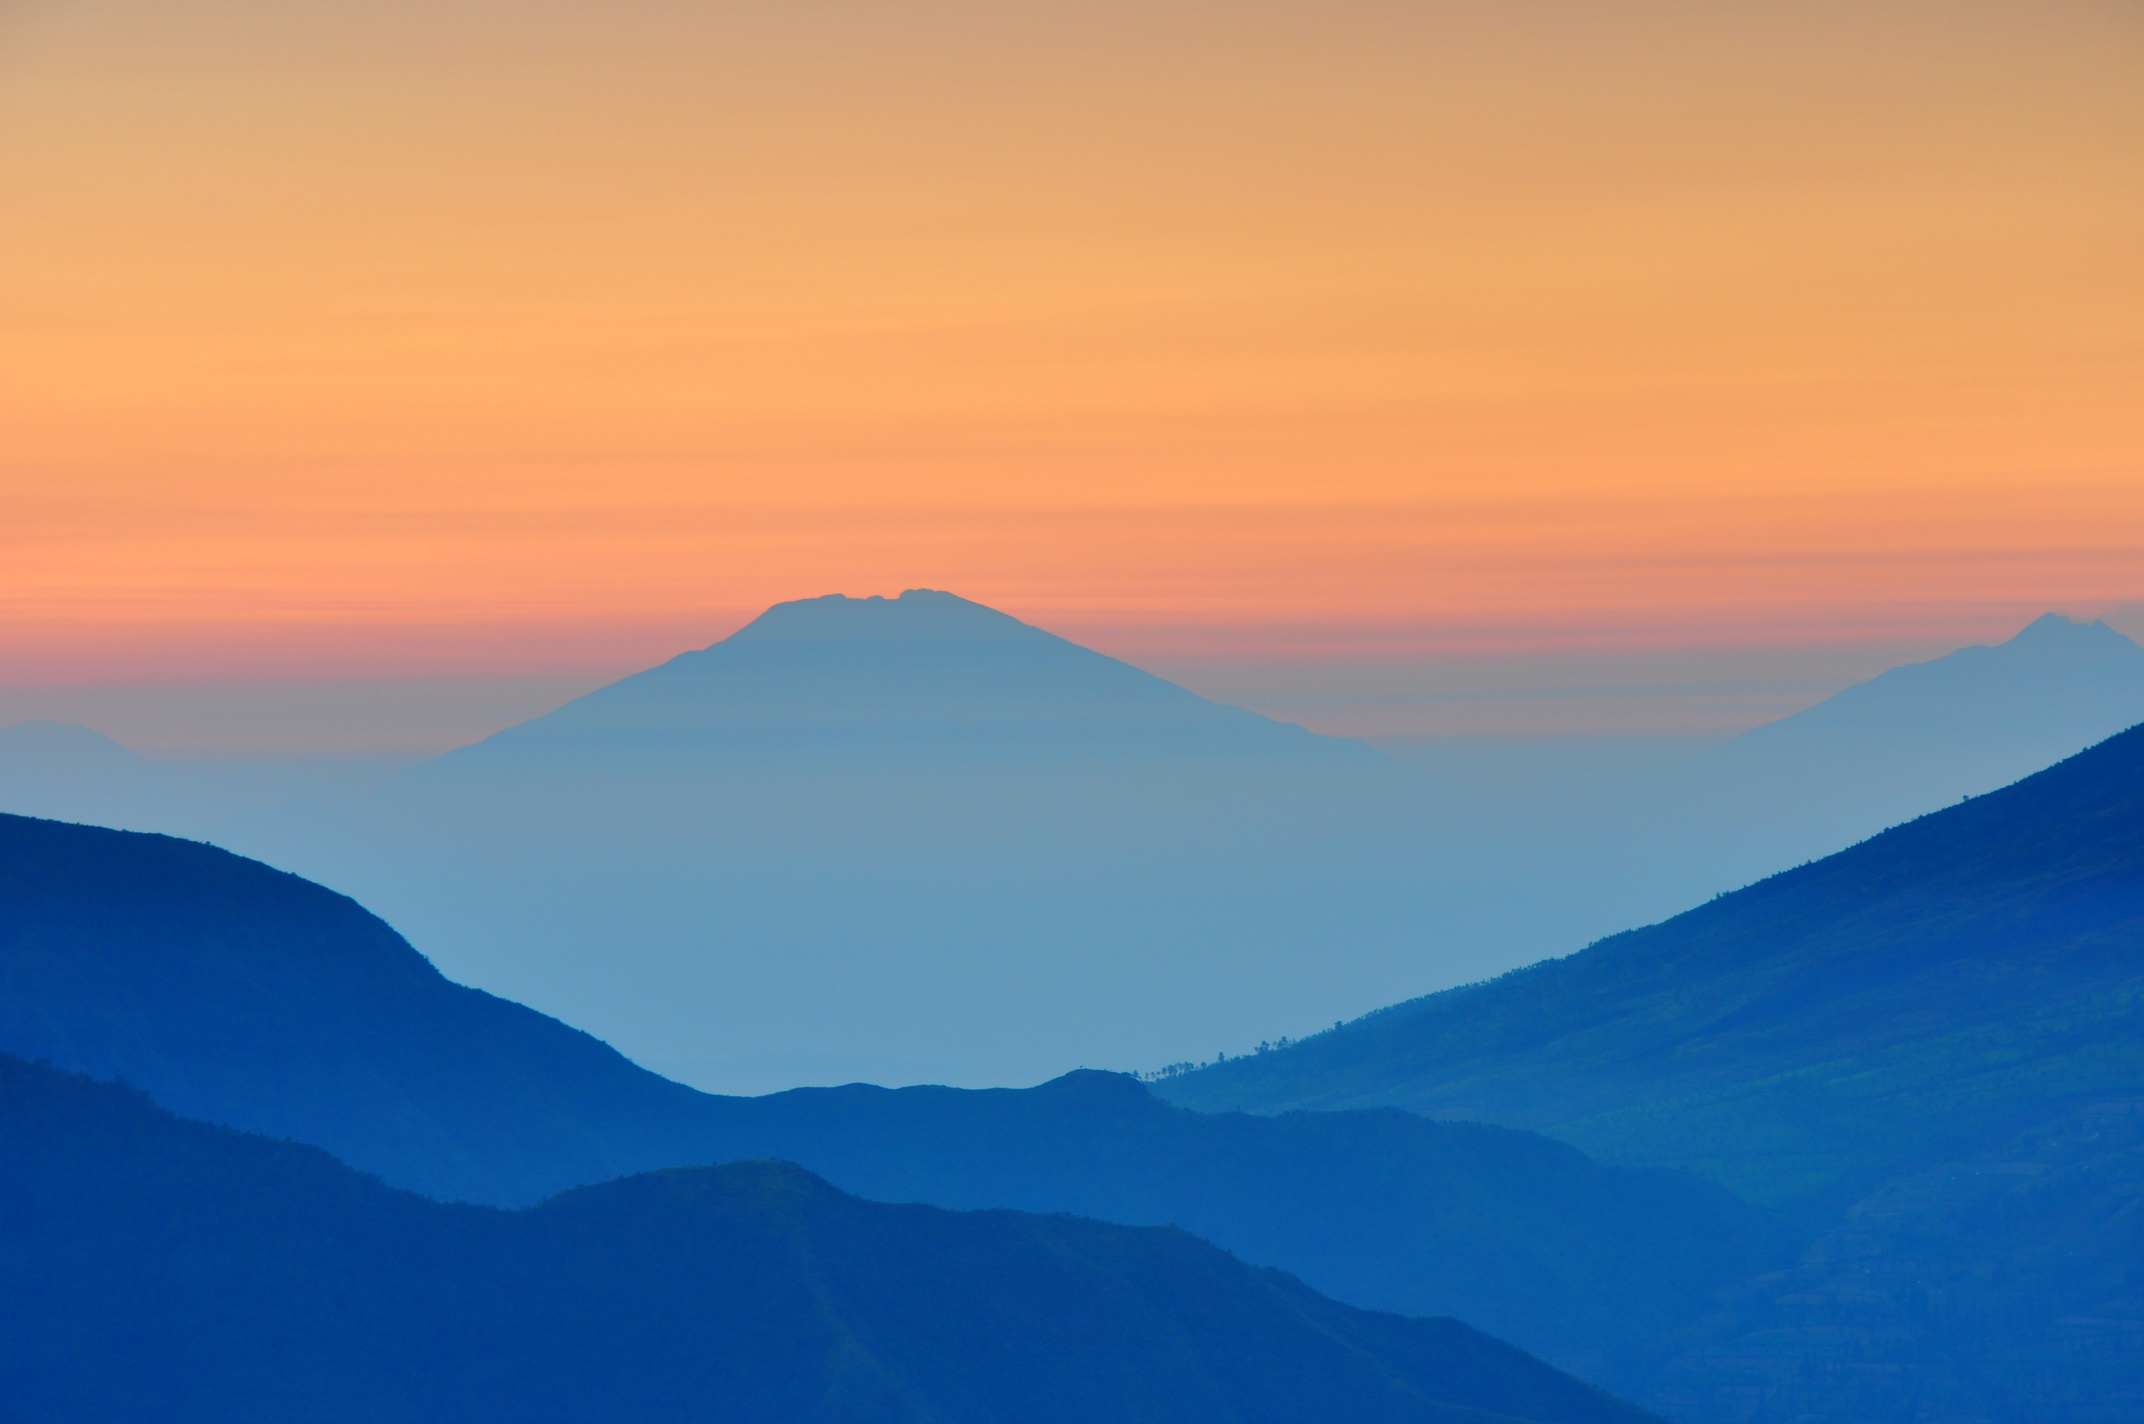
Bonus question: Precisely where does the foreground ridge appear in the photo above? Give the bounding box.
[0,1054,1657,1424]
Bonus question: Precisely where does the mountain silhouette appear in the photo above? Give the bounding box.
[444,588,1366,764]
[0,720,139,769]
[0,810,1774,1381]
[0,721,157,828]
[257,589,1440,1092]
[1736,612,2144,753]
[1682,612,2144,871]
[0,718,400,841]
[1363,613,2144,962]
[0,1054,1659,1424]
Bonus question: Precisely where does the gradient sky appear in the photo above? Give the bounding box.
[2,0,2139,747]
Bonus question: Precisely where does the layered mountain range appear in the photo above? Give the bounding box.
[0,811,1772,1380]
[5,597,2144,1421]
[0,1055,1652,1424]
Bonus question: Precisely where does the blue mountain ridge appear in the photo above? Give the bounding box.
[0,1054,1659,1424]
[0,810,1774,1382]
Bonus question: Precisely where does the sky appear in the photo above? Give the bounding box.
[2,0,2139,751]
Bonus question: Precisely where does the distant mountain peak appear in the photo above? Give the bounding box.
[439,589,1368,765]
[1730,612,2144,748]
[2004,610,2132,650]
[725,588,1036,650]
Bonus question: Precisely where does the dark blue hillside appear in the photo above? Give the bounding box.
[644,1068,1781,1382]
[0,1054,1660,1424]
[0,814,714,1204]
[0,811,1774,1381]
[1156,719,2144,1421]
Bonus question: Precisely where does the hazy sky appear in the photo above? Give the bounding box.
[3,1,2139,746]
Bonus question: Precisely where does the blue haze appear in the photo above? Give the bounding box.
[2,595,2140,1091]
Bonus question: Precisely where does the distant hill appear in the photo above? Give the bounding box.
[0,720,139,771]
[1159,721,2144,1205]
[0,811,1773,1381]
[1365,614,2144,967]
[0,721,158,828]
[1734,613,2144,758]
[1690,612,2144,870]
[0,1055,1658,1424]
[0,719,402,842]
[616,1071,1781,1384]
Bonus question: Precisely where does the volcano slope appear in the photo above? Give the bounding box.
[264,587,1439,1094]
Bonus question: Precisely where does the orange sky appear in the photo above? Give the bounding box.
[2,0,2140,694]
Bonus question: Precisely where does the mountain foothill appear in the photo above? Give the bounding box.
[3,590,2143,1422]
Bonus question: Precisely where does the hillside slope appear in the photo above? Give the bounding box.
[0,1055,1657,1424]
[0,810,1774,1378]
[1642,1096,2144,1423]
[640,1071,1782,1382]
[1159,721,2144,1208]
[0,812,717,1205]
[1158,720,2144,1421]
